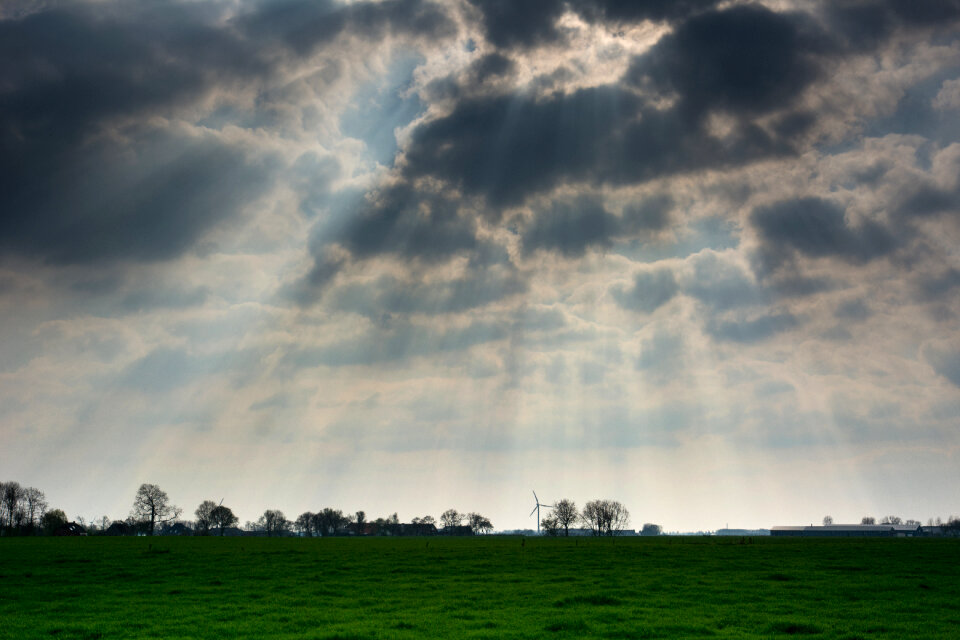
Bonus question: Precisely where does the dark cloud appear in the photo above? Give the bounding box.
[896,183,960,218]
[401,85,639,205]
[323,185,484,263]
[751,197,899,268]
[465,0,567,49]
[0,125,278,264]
[684,254,765,310]
[613,269,678,313]
[400,6,843,210]
[763,274,837,298]
[572,0,723,24]
[825,0,960,51]
[628,5,830,118]
[328,271,526,317]
[705,311,800,343]
[635,330,685,382]
[237,0,454,56]
[925,345,960,387]
[283,319,509,367]
[918,268,960,301]
[466,0,728,50]
[621,194,674,234]
[522,196,619,257]
[121,347,207,393]
[401,83,796,207]
[469,52,516,83]
[834,299,872,321]
[0,0,454,266]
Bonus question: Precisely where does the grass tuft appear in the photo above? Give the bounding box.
[554,594,621,607]
[545,619,589,632]
[769,621,822,635]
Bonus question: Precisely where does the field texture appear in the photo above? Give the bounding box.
[1,536,958,639]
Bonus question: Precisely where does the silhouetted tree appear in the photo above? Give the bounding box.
[581,499,630,537]
[552,499,578,537]
[440,509,462,530]
[387,512,401,535]
[131,484,181,536]
[468,512,493,534]
[194,500,218,536]
[1,481,23,530]
[946,518,960,536]
[210,505,238,535]
[257,510,290,536]
[311,508,348,536]
[355,510,366,534]
[822,515,833,526]
[295,512,314,537]
[880,515,902,525]
[23,487,47,531]
[641,523,662,536]
[541,515,561,536]
[411,515,435,526]
[861,516,876,525]
[42,509,67,535]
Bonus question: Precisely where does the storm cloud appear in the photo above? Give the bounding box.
[0,0,455,266]
[3,0,960,534]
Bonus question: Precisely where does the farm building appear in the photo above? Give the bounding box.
[716,528,770,536]
[104,522,135,536]
[771,524,922,537]
[440,525,474,536]
[54,522,86,536]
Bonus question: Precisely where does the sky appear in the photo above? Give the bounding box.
[1,0,959,533]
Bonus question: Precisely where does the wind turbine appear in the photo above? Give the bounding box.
[530,491,554,535]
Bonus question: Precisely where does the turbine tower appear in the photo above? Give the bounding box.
[530,490,554,535]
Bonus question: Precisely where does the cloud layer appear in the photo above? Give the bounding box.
[1,0,959,531]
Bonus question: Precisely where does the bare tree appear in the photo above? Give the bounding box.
[412,515,435,525]
[581,499,630,537]
[467,512,493,535]
[23,487,47,530]
[295,512,314,537]
[355,510,366,534]
[131,484,182,536]
[541,515,561,536]
[42,509,67,535]
[440,509,462,530]
[210,505,238,535]
[861,516,876,525]
[552,499,578,537]
[1,481,23,529]
[641,523,662,536]
[257,510,290,536]
[311,508,348,536]
[823,515,833,526]
[880,515,902,525]
[194,500,218,536]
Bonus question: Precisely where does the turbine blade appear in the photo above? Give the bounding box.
[530,505,538,517]
[533,490,538,503]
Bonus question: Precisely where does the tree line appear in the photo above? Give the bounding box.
[822,514,956,527]
[0,481,495,537]
[538,498,647,537]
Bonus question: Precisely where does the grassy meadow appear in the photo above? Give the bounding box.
[1,536,958,639]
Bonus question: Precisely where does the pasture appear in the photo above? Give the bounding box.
[1,536,958,639]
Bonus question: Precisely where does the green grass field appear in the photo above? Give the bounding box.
[1,536,958,639]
